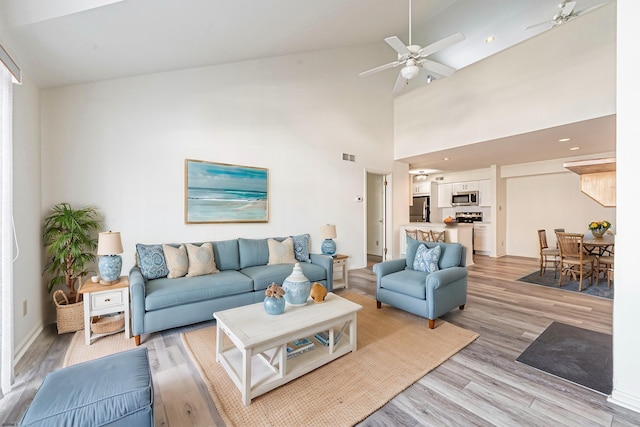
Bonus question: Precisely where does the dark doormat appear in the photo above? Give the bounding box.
[516,322,612,395]
[518,270,613,299]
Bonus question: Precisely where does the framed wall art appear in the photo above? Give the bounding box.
[185,159,269,223]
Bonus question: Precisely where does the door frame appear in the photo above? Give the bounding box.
[365,169,392,263]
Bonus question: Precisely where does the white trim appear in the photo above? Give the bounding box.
[609,389,640,413]
[13,323,44,364]
[0,44,21,85]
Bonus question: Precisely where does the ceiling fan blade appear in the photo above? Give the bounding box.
[359,61,402,77]
[525,20,554,31]
[418,32,465,57]
[392,70,408,94]
[562,1,577,16]
[420,59,456,77]
[385,36,410,56]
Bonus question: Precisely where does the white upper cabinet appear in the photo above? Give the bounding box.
[452,181,479,193]
[412,177,430,195]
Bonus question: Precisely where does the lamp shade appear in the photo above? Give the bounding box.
[320,224,337,239]
[97,231,123,255]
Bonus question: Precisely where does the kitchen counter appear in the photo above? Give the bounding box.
[401,223,474,266]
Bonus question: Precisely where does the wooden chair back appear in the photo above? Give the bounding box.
[537,229,549,252]
[430,230,445,242]
[556,232,585,259]
[418,230,432,242]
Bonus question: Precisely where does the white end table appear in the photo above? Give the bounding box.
[79,276,130,345]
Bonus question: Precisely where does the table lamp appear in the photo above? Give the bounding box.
[320,224,337,256]
[97,231,123,285]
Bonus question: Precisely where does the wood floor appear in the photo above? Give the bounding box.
[3,255,640,426]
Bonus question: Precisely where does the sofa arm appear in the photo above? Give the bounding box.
[426,266,468,292]
[129,266,146,337]
[310,253,334,291]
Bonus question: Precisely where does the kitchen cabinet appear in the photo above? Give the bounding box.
[474,224,493,253]
[479,179,492,206]
[437,183,452,208]
[412,180,430,195]
[452,181,478,193]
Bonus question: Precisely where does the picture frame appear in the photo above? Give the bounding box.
[185,159,269,223]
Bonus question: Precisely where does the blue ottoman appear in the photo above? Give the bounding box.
[20,347,153,427]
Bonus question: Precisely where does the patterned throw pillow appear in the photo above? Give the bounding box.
[267,237,297,265]
[291,234,311,263]
[136,244,169,280]
[163,244,189,279]
[185,243,219,277]
[413,244,441,273]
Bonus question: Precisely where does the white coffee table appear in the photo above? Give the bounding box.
[214,293,362,405]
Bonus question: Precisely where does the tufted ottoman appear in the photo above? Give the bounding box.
[20,347,153,427]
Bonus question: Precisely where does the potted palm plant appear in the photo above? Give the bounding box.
[43,203,100,332]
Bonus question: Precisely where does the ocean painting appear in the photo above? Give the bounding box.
[185,159,269,223]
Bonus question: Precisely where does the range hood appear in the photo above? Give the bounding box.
[563,157,616,207]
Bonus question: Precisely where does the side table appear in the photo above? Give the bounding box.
[79,276,130,346]
[332,254,349,289]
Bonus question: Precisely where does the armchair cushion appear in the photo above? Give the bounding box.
[413,244,441,273]
[406,238,462,270]
[377,269,428,299]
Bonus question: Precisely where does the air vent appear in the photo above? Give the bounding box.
[342,153,356,162]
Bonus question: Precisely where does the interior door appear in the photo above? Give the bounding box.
[366,173,384,258]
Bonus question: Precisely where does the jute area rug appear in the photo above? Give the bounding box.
[63,331,137,367]
[181,293,479,427]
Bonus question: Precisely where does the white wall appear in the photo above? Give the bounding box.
[40,45,397,280]
[394,3,616,159]
[610,0,640,413]
[12,74,43,359]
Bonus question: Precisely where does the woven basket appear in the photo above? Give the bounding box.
[53,290,84,334]
[90,314,125,334]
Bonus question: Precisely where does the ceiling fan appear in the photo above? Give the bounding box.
[525,1,611,31]
[359,0,464,93]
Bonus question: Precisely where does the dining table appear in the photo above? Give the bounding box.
[583,234,614,283]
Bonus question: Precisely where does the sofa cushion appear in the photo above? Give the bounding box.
[380,269,428,300]
[268,238,297,265]
[413,244,441,273]
[163,244,188,278]
[238,238,269,269]
[211,239,240,271]
[406,238,462,270]
[291,233,311,263]
[136,244,169,280]
[186,243,219,277]
[241,263,327,291]
[144,271,253,311]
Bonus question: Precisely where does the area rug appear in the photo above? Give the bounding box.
[516,321,612,395]
[181,293,479,427]
[63,331,137,367]
[518,270,613,299]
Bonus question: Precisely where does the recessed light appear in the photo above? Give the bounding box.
[569,146,581,151]
[485,36,495,43]
[558,138,571,142]
[443,157,450,161]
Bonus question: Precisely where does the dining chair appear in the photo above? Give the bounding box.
[430,230,445,242]
[556,232,596,291]
[405,229,418,241]
[537,229,559,277]
[597,255,614,289]
[417,229,432,242]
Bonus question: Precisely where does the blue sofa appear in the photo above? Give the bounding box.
[373,238,467,328]
[130,236,333,345]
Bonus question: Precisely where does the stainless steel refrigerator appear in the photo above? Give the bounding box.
[410,196,430,223]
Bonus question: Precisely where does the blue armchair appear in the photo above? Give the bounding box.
[373,238,468,328]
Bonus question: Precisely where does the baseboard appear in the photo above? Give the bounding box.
[14,322,44,364]
[608,389,640,413]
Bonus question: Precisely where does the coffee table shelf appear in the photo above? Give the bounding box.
[214,293,362,405]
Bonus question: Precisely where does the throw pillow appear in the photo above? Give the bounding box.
[413,244,441,273]
[291,233,311,263]
[136,244,169,280]
[163,244,188,279]
[185,243,218,277]
[267,237,297,265]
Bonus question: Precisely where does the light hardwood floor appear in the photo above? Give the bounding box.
[3,255,640,426]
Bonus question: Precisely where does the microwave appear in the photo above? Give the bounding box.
[451,191,479,206]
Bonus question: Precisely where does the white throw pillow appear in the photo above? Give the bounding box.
[185,242,219,277]
[162,244,189,279]
[267,237,297,265]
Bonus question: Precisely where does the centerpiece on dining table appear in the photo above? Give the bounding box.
[588,220,611,238]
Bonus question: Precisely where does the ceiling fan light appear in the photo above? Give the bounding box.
[401,65,420,80]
